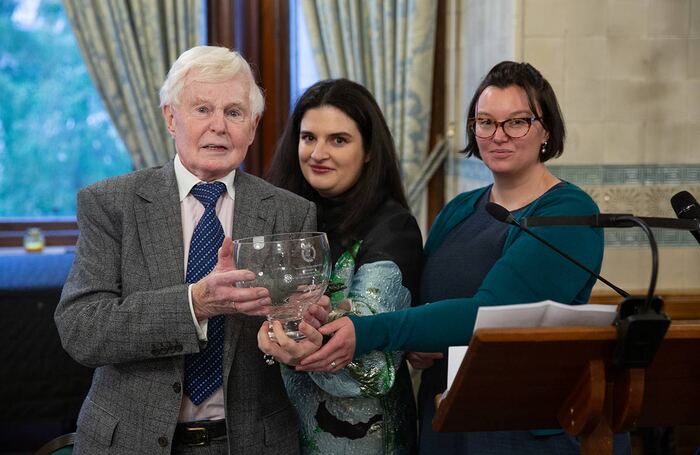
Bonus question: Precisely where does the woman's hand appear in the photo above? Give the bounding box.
[407,352,444,369]
[295,316,356,373]
[257,320,323,366]
[302,295,331,329]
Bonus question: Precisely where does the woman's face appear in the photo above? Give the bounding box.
[298,106,367,198]
[474,85,549,178]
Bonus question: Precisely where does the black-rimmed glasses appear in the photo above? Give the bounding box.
[468,116,541,139]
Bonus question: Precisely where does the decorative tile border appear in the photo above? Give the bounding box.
[551,165,700,247]
[450,160,700,247]
[548,165,700,187]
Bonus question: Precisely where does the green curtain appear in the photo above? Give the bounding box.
[62,0,201,169]
[302,0,438,212]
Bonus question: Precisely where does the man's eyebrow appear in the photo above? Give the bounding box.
[189,97,209,105]
[187,98,249,112]
[224,102,247,110]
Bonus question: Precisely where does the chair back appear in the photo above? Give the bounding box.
[34,432,75,455]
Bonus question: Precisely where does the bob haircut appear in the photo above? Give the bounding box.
[463,61,565,162]
[267,78,408,243]
[159,46,265,117]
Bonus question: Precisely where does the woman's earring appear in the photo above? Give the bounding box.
[540,141,548,155]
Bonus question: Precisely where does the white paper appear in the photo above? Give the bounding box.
[447,346,468,391]
[474,300,617,329]
[444,301,617,392]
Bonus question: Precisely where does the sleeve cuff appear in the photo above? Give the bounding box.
[188,284,208,341]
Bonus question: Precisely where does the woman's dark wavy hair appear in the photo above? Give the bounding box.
[266,78,408,245]
[463,61,565,162]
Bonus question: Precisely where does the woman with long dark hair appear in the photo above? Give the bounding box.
[260,78,422,454]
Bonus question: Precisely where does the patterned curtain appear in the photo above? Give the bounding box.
[62,0,201,169]
[302,0,438,213]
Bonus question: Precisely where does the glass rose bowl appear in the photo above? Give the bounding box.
[233,232,331,341]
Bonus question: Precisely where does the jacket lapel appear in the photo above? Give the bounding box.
[231,171,276,240]
[134,161,185,289]
[224,171,276,378]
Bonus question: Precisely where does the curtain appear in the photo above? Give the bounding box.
[302,0,438,212]
[62,0,201,169]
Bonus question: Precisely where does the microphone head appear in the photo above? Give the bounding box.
[671,191,700,219]
[485,202,516,224]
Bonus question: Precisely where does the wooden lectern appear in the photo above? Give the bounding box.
[432,324,700,455]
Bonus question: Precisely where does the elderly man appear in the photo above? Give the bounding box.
[55,46,318,454]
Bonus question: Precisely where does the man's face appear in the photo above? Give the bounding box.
[162,72,259,181]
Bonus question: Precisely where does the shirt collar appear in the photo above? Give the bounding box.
[174,154,236,201]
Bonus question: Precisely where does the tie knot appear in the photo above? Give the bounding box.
[191,182,226,207]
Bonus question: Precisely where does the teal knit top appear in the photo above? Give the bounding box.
[350,182,604,356]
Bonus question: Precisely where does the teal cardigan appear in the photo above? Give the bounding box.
[350,182,604,356]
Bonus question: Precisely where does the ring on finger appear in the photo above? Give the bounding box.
[232,301,238,312]
[330,361,337,368]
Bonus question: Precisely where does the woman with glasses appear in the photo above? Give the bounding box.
[293,61,630,454]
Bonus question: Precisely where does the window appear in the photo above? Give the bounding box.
[0,0,132,217]
[289,0,319,103]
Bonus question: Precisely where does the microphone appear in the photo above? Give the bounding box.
[521,213,700,231]
[486,201,670,368]
[671,190,700,244]
[485,202,629,298]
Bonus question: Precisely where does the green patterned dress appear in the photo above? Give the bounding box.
[282,199,422,454]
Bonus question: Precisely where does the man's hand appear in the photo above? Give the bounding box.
[191,237,271,320]
[295,316,356,373]
[258,320,322,365]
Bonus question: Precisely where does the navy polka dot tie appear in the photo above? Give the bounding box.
[184,182,226,405]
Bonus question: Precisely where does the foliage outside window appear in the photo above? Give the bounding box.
[0,0,132,217]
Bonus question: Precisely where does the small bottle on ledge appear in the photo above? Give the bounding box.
[23,227,45,253]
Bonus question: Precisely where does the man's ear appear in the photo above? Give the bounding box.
[162,105,176,137]
[248,115,261,146]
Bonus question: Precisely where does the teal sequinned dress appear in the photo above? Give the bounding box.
[282,199,422,454]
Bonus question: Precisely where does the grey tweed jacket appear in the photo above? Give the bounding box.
[55,161,315,454]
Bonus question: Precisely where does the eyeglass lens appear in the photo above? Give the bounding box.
[473,118,532,138]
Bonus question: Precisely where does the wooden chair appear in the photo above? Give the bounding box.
[34,432,75,455]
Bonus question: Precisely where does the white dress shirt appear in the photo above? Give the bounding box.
[174,154,235,422]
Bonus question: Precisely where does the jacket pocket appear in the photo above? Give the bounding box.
[76,397,119,447]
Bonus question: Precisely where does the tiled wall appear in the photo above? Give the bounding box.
[446,0,700,291]
[523,0,699,167]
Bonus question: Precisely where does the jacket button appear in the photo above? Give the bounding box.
[175,344,183,352]
[172,382,181,393]
[158,436,168,447]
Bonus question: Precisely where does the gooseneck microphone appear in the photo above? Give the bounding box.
[486,201,670,368]
[671,190,700,244]
[485,202,630,298]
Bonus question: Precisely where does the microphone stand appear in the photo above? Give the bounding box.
[488,201,672,368]
[611,216,670,368]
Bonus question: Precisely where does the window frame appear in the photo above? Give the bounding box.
[0,218,78,248]
[207,0,290,177]
[0,0,445,244]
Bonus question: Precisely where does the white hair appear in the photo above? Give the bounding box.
[159,46,265,117]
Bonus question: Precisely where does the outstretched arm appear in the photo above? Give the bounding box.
[298,297,477,370]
